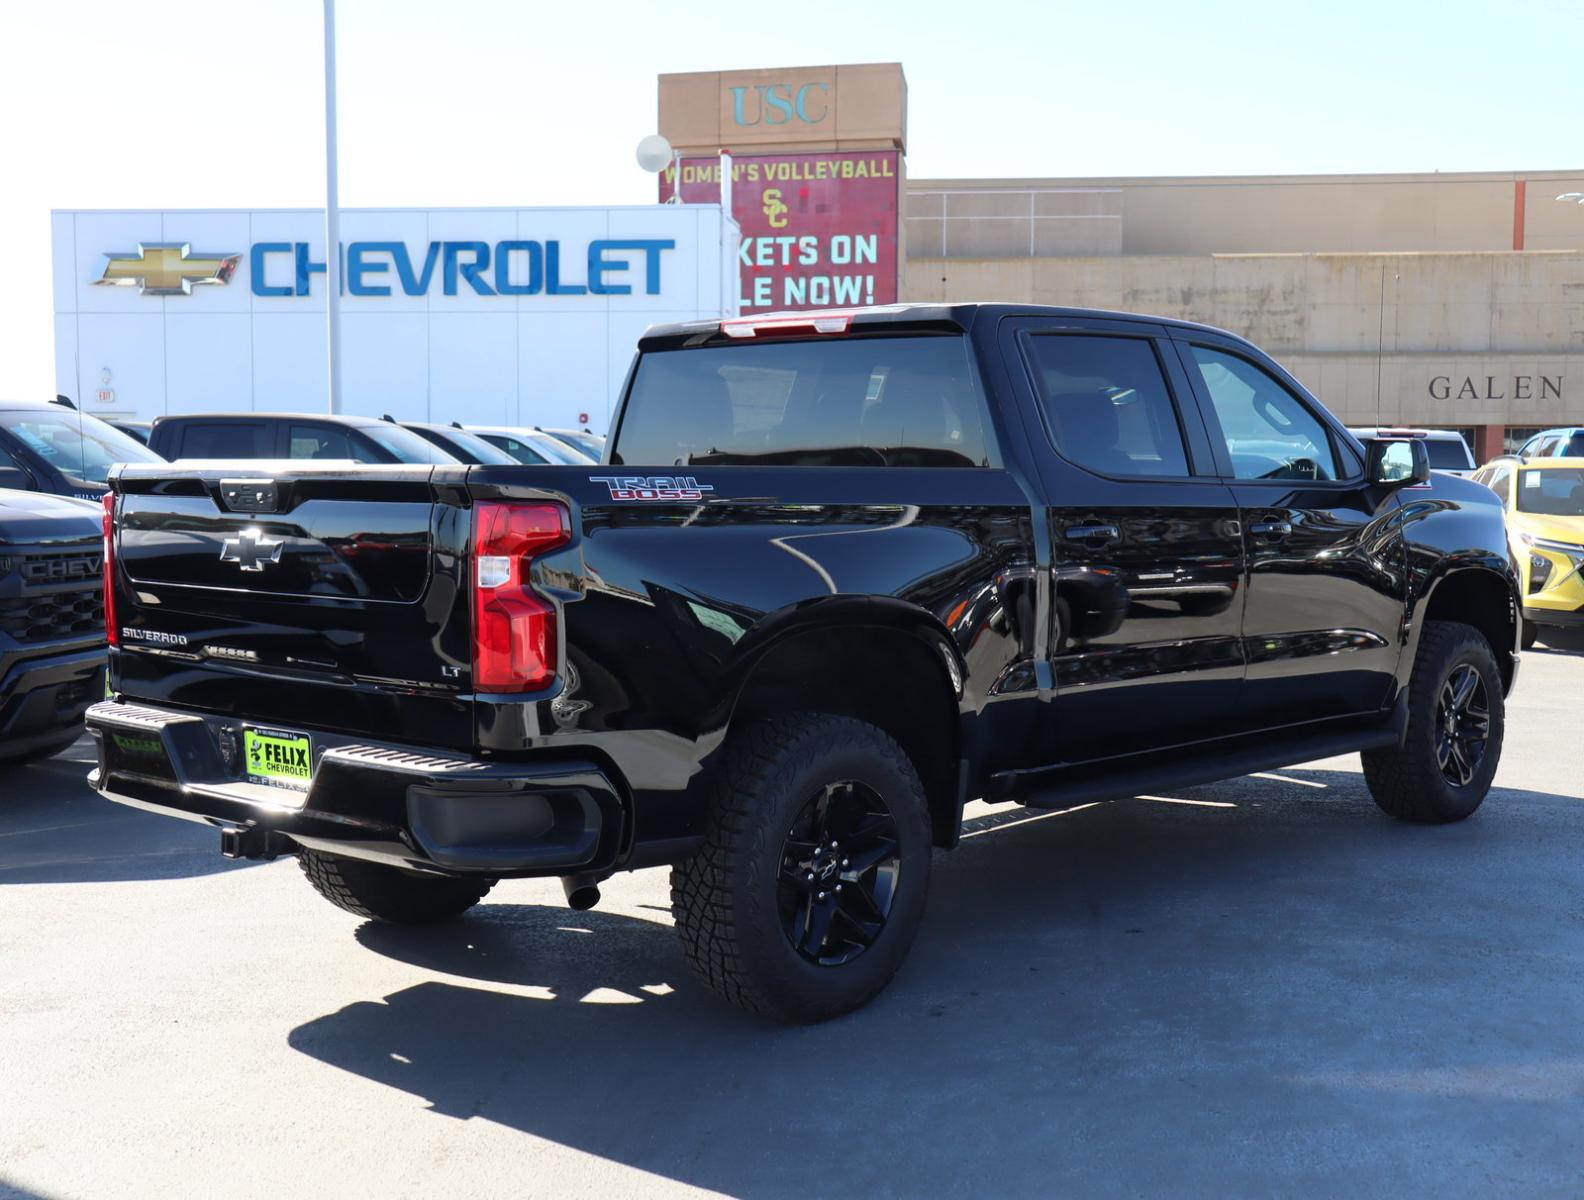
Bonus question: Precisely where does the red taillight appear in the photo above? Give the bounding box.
[102,492,119,648]
[472,502,570,693]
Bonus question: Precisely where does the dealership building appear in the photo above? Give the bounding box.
[52,60,1584,457]
[51,204,738,430]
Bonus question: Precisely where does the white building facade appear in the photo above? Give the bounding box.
[52,205,739,431]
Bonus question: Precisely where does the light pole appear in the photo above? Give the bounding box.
[322,0,343,415]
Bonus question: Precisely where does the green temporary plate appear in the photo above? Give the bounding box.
[243,728,313,789]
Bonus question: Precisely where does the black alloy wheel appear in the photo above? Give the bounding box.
[777,781,902,966]
[671,713,932,1021]
[1435,663,1490,786]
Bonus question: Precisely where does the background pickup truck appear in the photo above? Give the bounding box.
[0,489,106,764]
[88,303,1521,1023]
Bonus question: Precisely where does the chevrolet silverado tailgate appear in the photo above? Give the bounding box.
[110,463,477,748]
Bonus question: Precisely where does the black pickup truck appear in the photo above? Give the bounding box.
[87,304,1520,1022]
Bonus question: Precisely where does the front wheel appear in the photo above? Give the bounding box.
[1362,620,1504,823]
[298,849,495,923]
[1521,621,1538,650]
[671,714,933,1023]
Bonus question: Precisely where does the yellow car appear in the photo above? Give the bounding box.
[1472,457,1584,647]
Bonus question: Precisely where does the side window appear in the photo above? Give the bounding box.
[1488,467,1511,504]
[1188,346,1339,481]
[1024,334,1189,477]
[492,436,548,464]
[1535,437,1560,457]
[289,424,356,460]
[179,422,269,458]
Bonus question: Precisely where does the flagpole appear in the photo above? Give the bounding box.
[322,0,343,414]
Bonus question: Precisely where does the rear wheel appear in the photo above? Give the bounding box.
[298,849,495,923]
[1362,620,1503,823]
[671,714,932,1023]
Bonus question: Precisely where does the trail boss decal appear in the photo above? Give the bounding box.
[589,475,714,501]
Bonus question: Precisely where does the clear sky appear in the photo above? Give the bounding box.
[2,0,1578,399]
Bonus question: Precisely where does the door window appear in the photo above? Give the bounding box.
[1188,346,1340,481]
[288,425,379,462]
[480,433,550,464]
[1486,466,1512,504]
[1023,334,1189,477]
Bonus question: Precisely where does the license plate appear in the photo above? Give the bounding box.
[243,727,313,790]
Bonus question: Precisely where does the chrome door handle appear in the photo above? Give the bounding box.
[1249,520,1293,539]
[1063,523,1120,544]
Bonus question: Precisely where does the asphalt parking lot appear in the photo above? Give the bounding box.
[4,644,1584,1200]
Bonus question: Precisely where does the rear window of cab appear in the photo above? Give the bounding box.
[613,336,993,468]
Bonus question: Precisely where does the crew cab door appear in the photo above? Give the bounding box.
[1172,335,1406,728]
[1001,317,1246,763]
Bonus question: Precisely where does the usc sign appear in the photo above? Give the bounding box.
[729,82,830,127]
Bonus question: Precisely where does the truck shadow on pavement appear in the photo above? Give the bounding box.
[288,767,1584,1197]
[0,737,254,884]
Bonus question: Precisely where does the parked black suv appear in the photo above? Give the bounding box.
[0,490,107,764]
[89,305,1520,1022]
[0,401,164,499]
[147,413,461,464]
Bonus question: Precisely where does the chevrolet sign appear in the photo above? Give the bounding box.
[95,244,242,295]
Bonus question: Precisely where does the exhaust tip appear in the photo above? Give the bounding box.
[560,873,602,911]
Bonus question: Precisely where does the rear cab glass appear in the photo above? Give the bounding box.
[177,422,271,459]
[613,335,993,467]
[1425,438,1475,470]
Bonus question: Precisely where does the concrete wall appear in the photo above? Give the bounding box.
[902,250,1584,429]
[907,170,1584,257]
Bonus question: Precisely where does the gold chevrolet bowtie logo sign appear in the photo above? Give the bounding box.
[94,243,241,296]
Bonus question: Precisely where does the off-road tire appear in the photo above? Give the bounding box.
[298,849,495,923]
[1362,620,1503,823]
[670,714,932,1023]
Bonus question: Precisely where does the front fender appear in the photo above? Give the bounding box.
[1402,549,1522,695]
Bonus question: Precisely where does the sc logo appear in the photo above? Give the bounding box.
[731,83,829,127]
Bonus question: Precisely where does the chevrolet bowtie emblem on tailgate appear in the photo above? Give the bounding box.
[95,243,241,296]
[219,528,283,572]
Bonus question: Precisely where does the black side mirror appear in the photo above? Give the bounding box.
[1366,437,1430,487]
